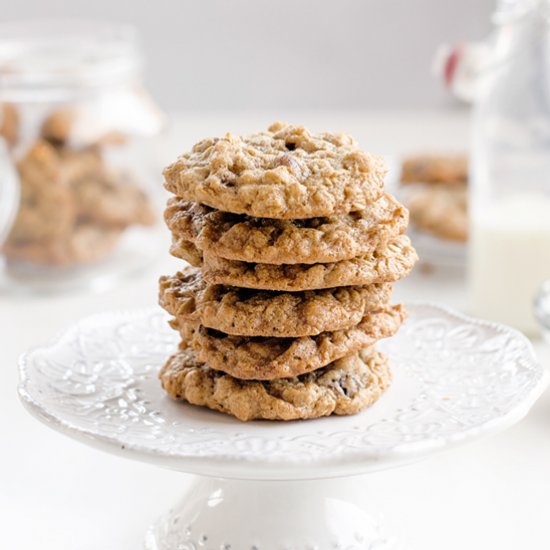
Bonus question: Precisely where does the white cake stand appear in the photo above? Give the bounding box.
[18,303,548,550]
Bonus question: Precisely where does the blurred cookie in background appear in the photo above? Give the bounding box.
[400,153,467,186]
[3,138,155,266]
[0,103,19,147]
[400,153,468,244]
[4,221,123,265]
[407,183,467,242]
[6,142,77,246]
[41,106,127,148]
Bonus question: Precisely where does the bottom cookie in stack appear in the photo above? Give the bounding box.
[160,346,391,422]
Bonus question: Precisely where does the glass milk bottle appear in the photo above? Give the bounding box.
[469,0,550,335]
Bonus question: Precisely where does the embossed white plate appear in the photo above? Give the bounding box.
[18,303,547,480]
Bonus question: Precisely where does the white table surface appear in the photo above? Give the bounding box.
[2,111,549,549]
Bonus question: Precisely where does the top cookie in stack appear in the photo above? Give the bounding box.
[158,122,417,421]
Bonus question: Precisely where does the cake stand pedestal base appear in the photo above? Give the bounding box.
[145,476,404,550]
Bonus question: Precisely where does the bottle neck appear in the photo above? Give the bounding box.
[488,4,549,69]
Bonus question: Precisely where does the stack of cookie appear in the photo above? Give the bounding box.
[158,122,417,421]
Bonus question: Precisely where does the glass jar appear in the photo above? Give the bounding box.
[469,0,550,334]
[0,20,165,292]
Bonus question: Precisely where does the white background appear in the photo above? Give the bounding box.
[2,0,494,111]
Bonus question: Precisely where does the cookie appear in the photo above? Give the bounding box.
[0,103,19,147]
[73,170,155,228]
[163,121,387,219]
[58,147,155,228]
[159,268,393,337]
[170,238,203,267]
[5,141,154,264]
[57,145,105,185]
[4,222,122,265]
[41,107,76,145]
[188,235,417,291]
[400,153,468,185]
[159,347,391,421]
[77,171,155,228]
[408,184,467,242]
[165,192,408,265]
[177,304,405,380]
[41,106,127,147]
[6,141,76,245]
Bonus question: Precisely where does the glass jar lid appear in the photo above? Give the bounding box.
[0,20,143,101]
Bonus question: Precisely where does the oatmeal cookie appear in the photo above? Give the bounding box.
[159,347,391,421]
[72,170,155,228]
[5,141,154,260]
[169,235,201,266]
[59,147,155,228]
[165,193,408,264]
[400,153,468,185]
[408,184,467,242]
[5,141,76,245]
[189,235,417,291]
[4,222,122,265]
[163,122,386,219]
[159,268,393,337]
[170,238,203,267]
[0,103,19,147]
[41,107,76,145]
[41,106,127,147]
[177,304,405,380]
